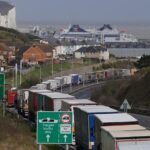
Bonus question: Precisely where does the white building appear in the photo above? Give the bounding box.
[54,45,89,57]
[75,46,109,61]
[0,1,16,29]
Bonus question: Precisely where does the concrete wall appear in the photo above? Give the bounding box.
[54,45,88,56]
[75,50,109,60]
[75,52,85,59]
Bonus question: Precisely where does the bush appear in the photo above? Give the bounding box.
[136,55,150,68]
[21,77,40,88]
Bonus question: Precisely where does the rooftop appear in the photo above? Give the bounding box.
[76,46,107,53]
[110,130,150,139]
[68,25,87,33]
[29,89,51,93]
[62,99,96,105]
[37,44,54,53]
[99,24,113,31]
[41,92,75,99]
[101,125,145,132]
[95,113,138,124]
[0,1,14,15]
[117,140,150,150]
[76,105,117,113]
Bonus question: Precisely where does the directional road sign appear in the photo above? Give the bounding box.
[120,99,131,112]
[0,73,5,101]
[37,111,73,144]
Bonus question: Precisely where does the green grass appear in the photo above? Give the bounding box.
[6,60,96,88]
[22,62,82,81]
[91,68,150,110]
[93,60,135,71]
[0,26,40,46]
[0,105,63,150]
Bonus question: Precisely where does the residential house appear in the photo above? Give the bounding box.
[0,43,11,66]
[22,44,54,65]
[75,46,109,61]
[15,46,30,64]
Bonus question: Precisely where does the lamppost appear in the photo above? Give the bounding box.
[51,57,53,77]
[60,59,63,93]
[19,60,23,86]
[15,63,18,88]
[70,48,74,93]
[40,66,42,82]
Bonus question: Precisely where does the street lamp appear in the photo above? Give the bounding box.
[52,57,53,77]
[40,66,42,82]
[60,59,63,93]
[19,60,23,86]
[15,63,18,88]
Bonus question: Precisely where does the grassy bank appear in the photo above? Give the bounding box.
[91,67,150,111]
[93,60,135,71]
[6,60,96,88]
[0,105,63,150]
[0,26,39,46]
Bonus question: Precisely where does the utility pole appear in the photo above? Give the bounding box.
[39,66,42,82]
[70,54,74,93]
[60,60,63,93]
[15,63,18,88]
[19,60,22,86]
[52,57,54,77]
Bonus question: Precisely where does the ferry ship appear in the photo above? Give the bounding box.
[97,24,138,43]
[58,24,93,41]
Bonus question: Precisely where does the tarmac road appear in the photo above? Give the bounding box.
[131,113,150,129]
[71,84,150,129]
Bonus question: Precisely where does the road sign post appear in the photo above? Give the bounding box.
[2,99,6,117]
[38,144,42,150]
[37,111,73,145]
[120,99,131,112]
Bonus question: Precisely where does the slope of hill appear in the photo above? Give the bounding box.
[91,68,150,110]
[0,107,62,150]
[0,26,40,46]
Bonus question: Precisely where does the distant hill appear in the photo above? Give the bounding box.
[0,26,40,46]
[91,68,150,110]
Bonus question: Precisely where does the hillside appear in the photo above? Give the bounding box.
[0,107,62,150]
[0,26,40,46]
[91,67,150,111]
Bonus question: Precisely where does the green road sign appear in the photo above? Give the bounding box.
[0,73,5,101]
[37,111,73,144]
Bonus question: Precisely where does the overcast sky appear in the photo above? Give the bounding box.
[11,0,150,24]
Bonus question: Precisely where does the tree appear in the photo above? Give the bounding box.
[136,55,150,68]
[20,76,40,88]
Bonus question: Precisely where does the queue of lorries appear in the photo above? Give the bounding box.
[7,69,132,107]
[6,68,149,150]
[18,90,150,150]
[29,69,132,91]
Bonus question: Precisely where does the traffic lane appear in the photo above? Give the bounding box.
[73,88,93,99]
[70,83,150,129]
[131,113,150,129]
[72,84,102,99]
[56,82,100,94]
